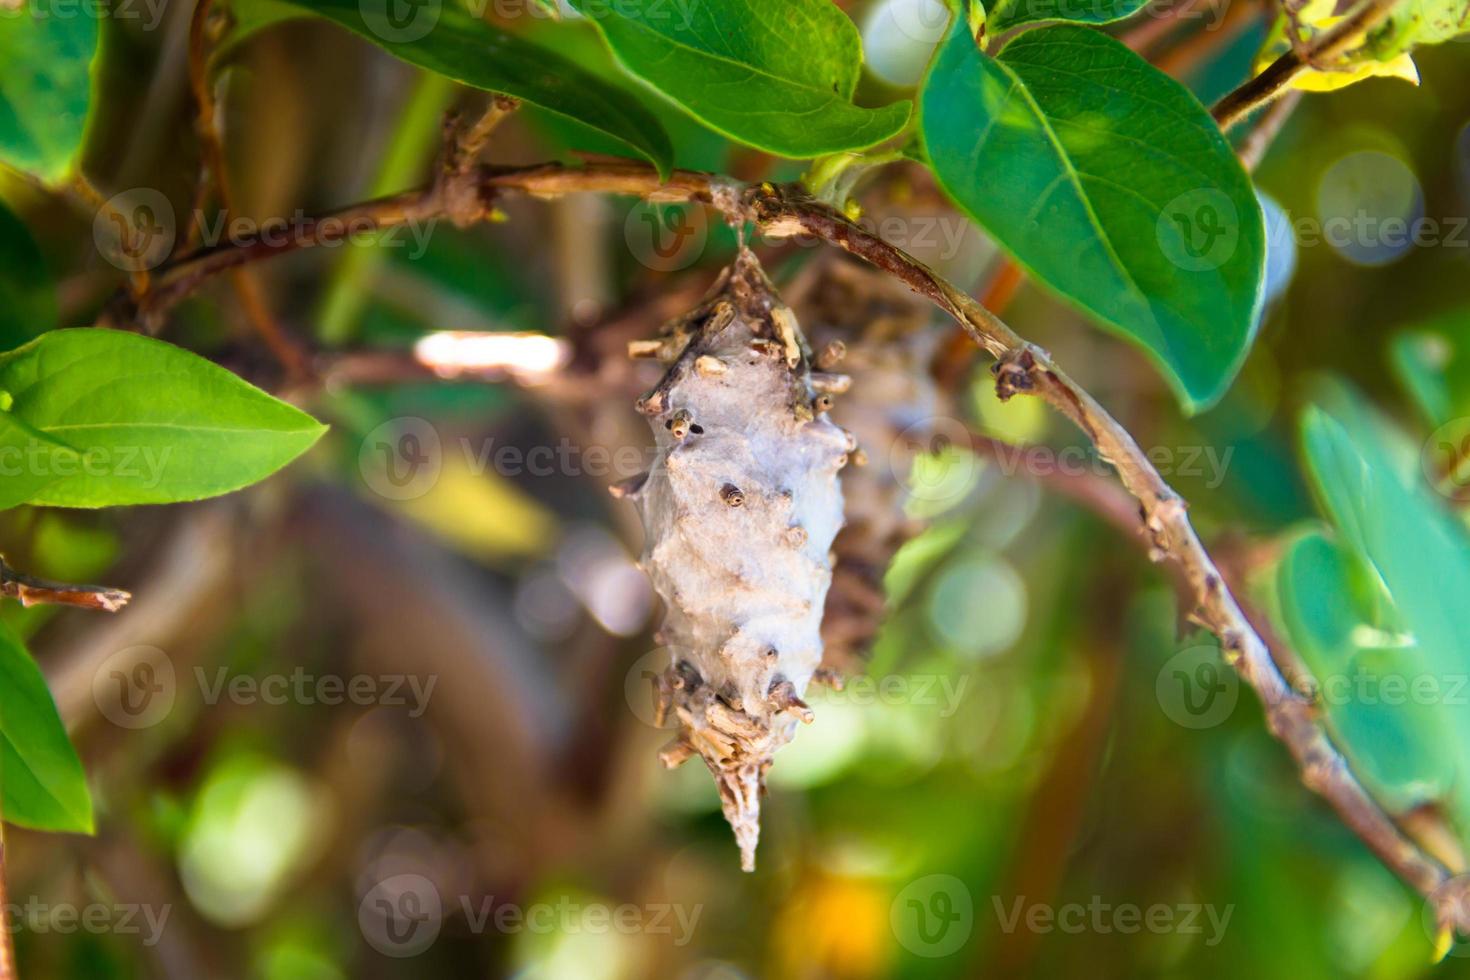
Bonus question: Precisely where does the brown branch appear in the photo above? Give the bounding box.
[101,158,1464,924]
[1211,0,1400,129]
[186,0,308,377]
[0,557,130,612]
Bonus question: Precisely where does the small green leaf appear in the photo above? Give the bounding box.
[1390,306,1470,429]
[0,200,56,351]
[0,329,326,507]
[0,620,92,832]
[985,0,1149,34]
[920,24,1265,411]
[265,0,674,177]
[568,0,912,158]
[0,4,99,182]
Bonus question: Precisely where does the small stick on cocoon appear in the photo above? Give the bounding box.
[617,250,850,871]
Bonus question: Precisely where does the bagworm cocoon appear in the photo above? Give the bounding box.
[621,251,849,870]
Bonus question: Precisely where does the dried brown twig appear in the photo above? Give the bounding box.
[0,557,130,612]
[105,157,1469,928]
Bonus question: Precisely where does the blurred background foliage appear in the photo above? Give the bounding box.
[2,0,1470,977]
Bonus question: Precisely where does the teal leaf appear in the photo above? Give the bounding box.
[985,0,1149,34]
[0,4,99,182]
[1276,530,1455,814]
[1390,306,1470,429]
[568,0,912,158]
[1297,380,1470,829]
[0,621,92,832]
[0,329,327,507]
[920,23,1265,411]
[0,200,57,350]
[266,0,674,177]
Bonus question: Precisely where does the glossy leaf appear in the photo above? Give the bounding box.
[0,329,326,507]
[0,200,56,350]
[985,0,1149,34]
[269,0,674,177]
[0,621,92,832]
[921,24,1265,411]
[0,4,98,182]
[568,0,911,158]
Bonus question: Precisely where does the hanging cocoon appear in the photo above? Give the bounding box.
[616,250,852,870]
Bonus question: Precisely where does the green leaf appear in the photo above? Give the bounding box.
[567,0,912,158]
[0,329,327,507]
[1276,530,1454,814]
[1298,381,1470,828]
[1389,306,1470,429]
[265,0,674,177]
[0,4,99,182]
[0,200,56,351]
[0,620,92,832]
[920,24,1265,411]
[985,0,1149,34]
[1369,0,1470,56]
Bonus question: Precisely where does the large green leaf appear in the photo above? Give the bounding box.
[1276,530,1454,815]
[268,0,674,177]
[0,621,92,832]
[567,0,911,158]
[0,329,326,507]
[920,24,1265,411]
[1297,381,1470,829]
[985,0,1149,34]
[0,200,56,351]
[0,4,98,182]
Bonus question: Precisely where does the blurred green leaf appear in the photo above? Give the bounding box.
[1297,380,1470,827]
[984,0,1149,34]
[0,329,326,507]
[568,0,911,158]
[0,200,55,351]
[0,620,92,833]
[1389,306,1470,428]
[1276,529,1454,813]
[920,24,1265,411]
[265,0,674,177]
[0,4,98,182]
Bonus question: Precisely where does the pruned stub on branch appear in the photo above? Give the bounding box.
[788,254,946,677]
[616,250,852,870]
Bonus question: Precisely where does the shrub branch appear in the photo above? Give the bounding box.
[113,158,1467,928]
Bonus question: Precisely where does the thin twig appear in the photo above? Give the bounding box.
[1237,89,1304,172]
[185,0,308,376]
[95,159,1466,924]
[1211,0,1400,128]
[0,557,131,612]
